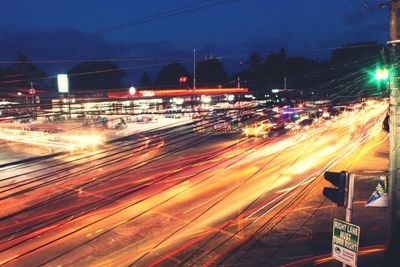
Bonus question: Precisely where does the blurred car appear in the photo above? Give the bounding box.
[243,121,271,137]
[284,122,298,130]
[299,118,314,127]
[164,110,182,118]
[19,117,31,123]
[269,118,286,130]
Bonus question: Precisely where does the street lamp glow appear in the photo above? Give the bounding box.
[129,86,136,96]
[17,92,22,96]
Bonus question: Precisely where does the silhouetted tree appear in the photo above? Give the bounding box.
[139,72,152,87]
[196,58,228,86]
[155,63,189,87]
[264,48,286,87]
[321,42,384,97]
[68,60,126,91]
[284,57,320,89]
[7,52,47,89]
[330,41,382,64]
[249,51,263,72]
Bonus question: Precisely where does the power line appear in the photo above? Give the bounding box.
[95,0,242,34]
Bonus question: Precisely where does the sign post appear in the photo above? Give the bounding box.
[57,74,70,118]
[332,219,360,267]
[345,173,355,222]
[332,173,360,267]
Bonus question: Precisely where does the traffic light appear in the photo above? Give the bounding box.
[323,171,347,207]
[179,76,188,83]
[374,68,389,81]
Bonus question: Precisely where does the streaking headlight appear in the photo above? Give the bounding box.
[68,134,105,150]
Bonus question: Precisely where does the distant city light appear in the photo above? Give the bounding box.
[271,89,280,93]
[227,95,235,101]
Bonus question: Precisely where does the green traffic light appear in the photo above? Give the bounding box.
[374,68,389,81]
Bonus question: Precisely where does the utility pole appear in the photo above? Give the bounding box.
[193,49,197,89]
[30,81,35,117]
[192,49,197,115]
[387,0,400,263]
[284,76,287,91]
[390,0,399,41]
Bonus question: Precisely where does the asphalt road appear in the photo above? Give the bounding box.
[0,101,388,266]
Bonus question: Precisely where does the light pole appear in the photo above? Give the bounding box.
[129,86,136,115]
[29,81,36,117]
[193,49,196,90]
[385,0,400,263]
[17,92,28,114]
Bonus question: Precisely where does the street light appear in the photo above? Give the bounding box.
[128,87,136,115]
[17,92,28,114]
[129,86,136,96]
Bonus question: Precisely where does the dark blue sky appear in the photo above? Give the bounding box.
[0,0,389,81]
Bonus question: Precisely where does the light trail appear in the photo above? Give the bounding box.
[0,102,388,266]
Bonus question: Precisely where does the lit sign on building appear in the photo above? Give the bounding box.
[141,91,156,97]
[57,74,69,93]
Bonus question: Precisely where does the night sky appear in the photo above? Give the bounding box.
[0,0,389,81]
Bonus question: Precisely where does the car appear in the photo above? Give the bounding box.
[269,118,286,130]
[164,113,182,119]
[299,118,314,127]
[243,121,271,137]
[19,117,31,123]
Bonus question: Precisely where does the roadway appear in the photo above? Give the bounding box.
[0,101,387,266]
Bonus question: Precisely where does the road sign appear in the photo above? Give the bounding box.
[332,218,360,267]
[366,176,388,207]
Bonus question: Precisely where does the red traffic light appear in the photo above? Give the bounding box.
[179,76,188,83]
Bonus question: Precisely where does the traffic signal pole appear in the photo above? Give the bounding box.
[323,171,355,267]
[345,173,355,223]
[344,173,355,267]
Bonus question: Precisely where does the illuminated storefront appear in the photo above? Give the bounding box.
[51,87,250,117]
